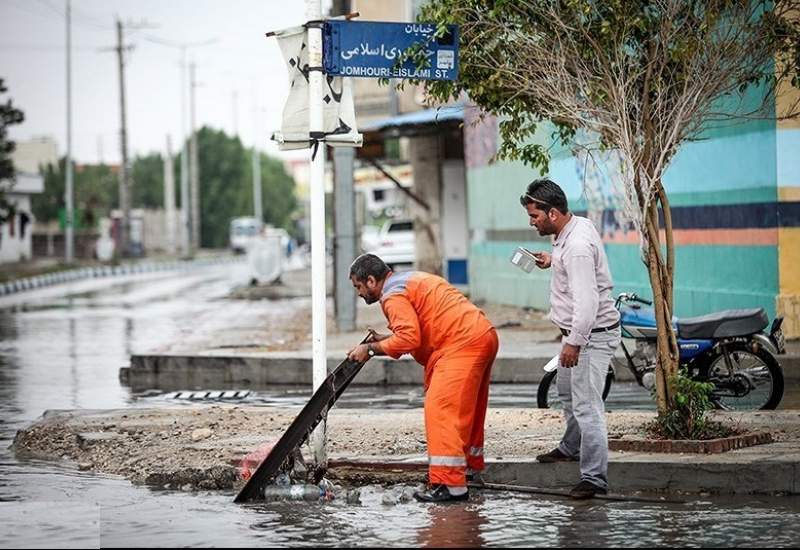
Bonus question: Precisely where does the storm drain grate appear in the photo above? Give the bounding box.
[169,390,252,401]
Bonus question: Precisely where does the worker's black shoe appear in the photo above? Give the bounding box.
[466,471,485,486]
[413,484,469,503]
[536,448,578,463]
[569,480,607,500]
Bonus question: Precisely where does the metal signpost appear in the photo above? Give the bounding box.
[323,20,459,81]
[244,4,459,501]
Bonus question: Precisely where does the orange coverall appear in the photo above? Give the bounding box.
[379,271,498,487]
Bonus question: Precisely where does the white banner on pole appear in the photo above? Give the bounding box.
[272,26,362,150]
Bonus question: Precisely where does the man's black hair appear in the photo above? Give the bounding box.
[520,178,569,215]
[349,253,391,282]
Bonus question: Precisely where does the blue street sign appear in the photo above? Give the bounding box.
[323,20,458,81]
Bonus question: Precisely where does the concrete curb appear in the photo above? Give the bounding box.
[120,353,581,390]
[121,351,800,390]
[328,453,800,495]
[0,256,245,297]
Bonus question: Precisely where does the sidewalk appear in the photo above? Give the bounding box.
[12,407,800,495]
[121,267,800,391]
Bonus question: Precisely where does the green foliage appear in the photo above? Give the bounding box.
[0,78,25,222]
[194,127,297,249]
[34,159,117,230]
[647,370,733,440]
[131,152,167,209]
[258,153,297,233]
[34,128,298,249]
[418,0,800,171]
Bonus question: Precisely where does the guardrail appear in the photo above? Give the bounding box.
[0,256,245,297]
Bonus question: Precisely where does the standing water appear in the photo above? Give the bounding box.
[2,265,800,547]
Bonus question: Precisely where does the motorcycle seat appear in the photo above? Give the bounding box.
[677,308,768,340]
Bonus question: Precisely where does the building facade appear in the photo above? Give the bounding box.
[465,92,800,337]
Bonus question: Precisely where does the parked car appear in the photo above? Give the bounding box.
[367,218,415,267]
[360,225,381,254]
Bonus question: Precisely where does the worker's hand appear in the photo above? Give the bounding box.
[559,343,581,368]
[532,250,551,269]
[348,343,371,363]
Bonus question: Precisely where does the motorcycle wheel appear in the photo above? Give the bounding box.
[536,367,614,409]
[699,343,784,411]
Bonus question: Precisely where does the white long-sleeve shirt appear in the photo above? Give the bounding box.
[548,215,620,347]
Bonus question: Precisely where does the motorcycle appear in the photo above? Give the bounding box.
[537,292,786,410]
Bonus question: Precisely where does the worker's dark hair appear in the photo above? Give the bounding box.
[519,178,569,215]
[349,253,391,282]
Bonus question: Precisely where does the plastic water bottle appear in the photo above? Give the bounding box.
[262,483,325,502]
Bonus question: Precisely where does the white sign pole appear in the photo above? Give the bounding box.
[307,0,328,468]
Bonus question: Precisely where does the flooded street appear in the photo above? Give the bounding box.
[2,264,800,547]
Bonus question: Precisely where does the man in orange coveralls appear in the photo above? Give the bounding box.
[347,253,499,503]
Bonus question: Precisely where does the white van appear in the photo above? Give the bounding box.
[229,217,263,253]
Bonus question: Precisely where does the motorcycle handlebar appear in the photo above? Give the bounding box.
[617,293,653,306]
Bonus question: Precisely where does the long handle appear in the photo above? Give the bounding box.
[234,332,373,503]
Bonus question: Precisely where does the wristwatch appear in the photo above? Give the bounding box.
[367,343,376,357]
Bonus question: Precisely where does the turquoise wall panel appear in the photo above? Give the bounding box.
[605,243,778,318]
[470,241,778,319]
[467,85,780,320]
[778,129,800,187]
[469,241,551,308]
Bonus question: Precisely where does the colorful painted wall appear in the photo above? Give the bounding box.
[464,99,800,337]
[777,79,800,338]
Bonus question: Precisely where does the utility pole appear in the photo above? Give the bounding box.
[189,61,200,252]
[65,0,74,263]
[164,135,176,255]
[307,0,328,468]
[116,18,131,257]
[179,47,191,257]
[232,90,239,137]
[96,135,104,164]
[146,38,216,257]
[251,89,262,224]
[252,146,262,223]
[333,147,356,331]
[331,0,356,332]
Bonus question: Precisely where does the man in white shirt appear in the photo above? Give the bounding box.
[521,178,621,499]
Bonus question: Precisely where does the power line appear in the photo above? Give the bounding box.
[35,0,110,31]
[5,0,64,23]
[0,43,102,52]
[4,0,111,32]
[34,0,65,17]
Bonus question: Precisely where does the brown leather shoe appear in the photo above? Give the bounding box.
[536,448,578,463]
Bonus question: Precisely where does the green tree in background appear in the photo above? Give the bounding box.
[258,152,297,233]
[195,127,251,248]
[0,78,25,223]
[34,159,117,230]
[33,127,297,248]
[131,152,165,209]
[195,127,297,248]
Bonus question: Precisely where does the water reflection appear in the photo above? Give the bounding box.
[417,502,489,548]
[555,501,611,547]
[3,267,800,547]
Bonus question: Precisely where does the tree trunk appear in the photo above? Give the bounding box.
[644,181,680,416]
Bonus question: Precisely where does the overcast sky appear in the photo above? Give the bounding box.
[0,0,327,164]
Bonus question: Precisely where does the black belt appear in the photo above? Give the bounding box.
[559,320,620,337]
